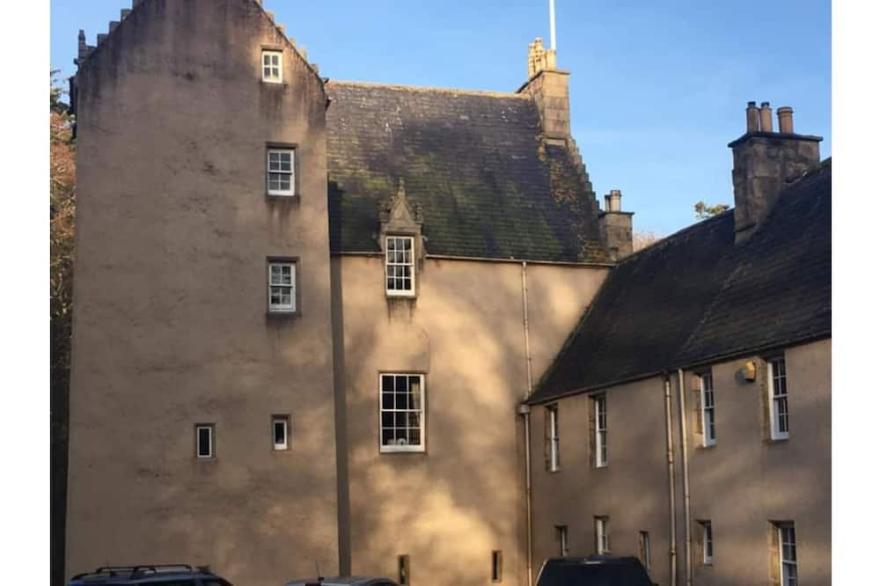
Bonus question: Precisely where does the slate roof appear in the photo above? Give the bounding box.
[325,81,608,263]
[529,159,832,403]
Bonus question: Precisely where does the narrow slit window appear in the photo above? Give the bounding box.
[546,405,560,472]
[769,357,789,440]
[272,415,289,451]
[385,236,415,296]
[262,50,283,83]
[398,555,410,586]
[267,149,295,196]
[556,525,569,557]
[195,424,214,459]
[777,523,797,586]
[491,550,503,583]
[595,516,610,554]
[268,261,296,313]
[594,394,608,467]
[638,531,651,572]
[700,521,713,564]
[379,374,425,452]
[700,372,716,446]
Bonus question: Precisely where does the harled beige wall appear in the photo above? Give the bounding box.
[66,2,338,585]
[529,376,674,585]
[528,338,831,586]
[686,339,831,586]
[334,255,608,586]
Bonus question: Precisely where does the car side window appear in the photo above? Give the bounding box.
[200,581,231,586]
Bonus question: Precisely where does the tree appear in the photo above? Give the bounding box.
[50,70,75,586]
[633,230,661,252]
[694,200,730,220]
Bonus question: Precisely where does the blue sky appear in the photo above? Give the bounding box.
[51,0,830,236]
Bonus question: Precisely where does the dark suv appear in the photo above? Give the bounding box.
[535,556,653,586]
[69,565,233,586]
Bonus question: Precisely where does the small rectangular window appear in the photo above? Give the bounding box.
[195,424,214,459]
[555,525,569,557]
[385,236,416,296]
[380,374,425,452]
[546,405,560,472]
[698,520,713,564]
[594,394,608,467]
[267,148,295,196]
[638,531,651,572]
[398,554,410,586]
[776,523,797,586]
[491,550,503,582]
[768,357,789,440]
[262,50,283,83]
[700,372,716,446]
[267,261,296,313]
[272,415,289,451]
[595,516,610,554]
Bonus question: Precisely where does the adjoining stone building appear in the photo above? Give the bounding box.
[64,2,830,586]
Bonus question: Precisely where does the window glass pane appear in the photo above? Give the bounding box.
[197,427,211,457]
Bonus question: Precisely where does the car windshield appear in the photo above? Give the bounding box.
[538,562,651,586]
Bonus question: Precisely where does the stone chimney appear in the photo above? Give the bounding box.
[599,189,634,261]
[517,37,570,143]
[728,102,822,242]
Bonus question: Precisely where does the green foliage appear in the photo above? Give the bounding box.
[694,200,730,220]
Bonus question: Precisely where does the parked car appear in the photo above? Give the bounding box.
[285,577,398,586]
[535,556,653,586]
[69,564,232,585]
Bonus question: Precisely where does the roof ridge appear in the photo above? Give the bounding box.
[327,79,527,99]
[615,208,734,266]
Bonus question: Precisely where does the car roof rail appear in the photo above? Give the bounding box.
[131,565,194,575]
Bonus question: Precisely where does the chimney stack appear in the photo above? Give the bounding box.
[599,190,633,261]
[729,101,822,242]
[777,106,794,134]
[518,37,570,143]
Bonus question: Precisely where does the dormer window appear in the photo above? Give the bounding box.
[262,50,283,83]
[385,236,415,296]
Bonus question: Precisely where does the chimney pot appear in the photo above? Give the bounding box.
[759,102,773,133]
[607,189,622,212]
[777,106,794,134]
[746,101,760,133]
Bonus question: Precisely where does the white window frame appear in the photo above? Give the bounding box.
[267,261,296,314]
[778,523,798,586]
[379,373,426,453]
[768,356,790,440]
[384,235,416,297]
[595,394,608,468]
[548,405,560,472]
[267,148,295,196]
[556,525,569,557]
[272,415,289,451]
[262,50,283,83]
[195,424,214,459]
[700,372,716,447]
[595,516,610,554]
[701,521,713,565]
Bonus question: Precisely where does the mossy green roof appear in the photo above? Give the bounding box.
[326,81,607,263]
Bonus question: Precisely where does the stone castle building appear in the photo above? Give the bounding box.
[65,2,830,585]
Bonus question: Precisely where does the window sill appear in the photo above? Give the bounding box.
[266,193,299,202]
[267,310,300,319]
[701,442,717,449]
[386,292,417,299]
[380,446,426,454]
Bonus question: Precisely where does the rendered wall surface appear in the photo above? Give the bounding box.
[334,255,608,586]
[66,2,339,585]
[529,338,831,586]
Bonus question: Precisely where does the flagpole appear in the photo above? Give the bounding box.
[549,0,557,51]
